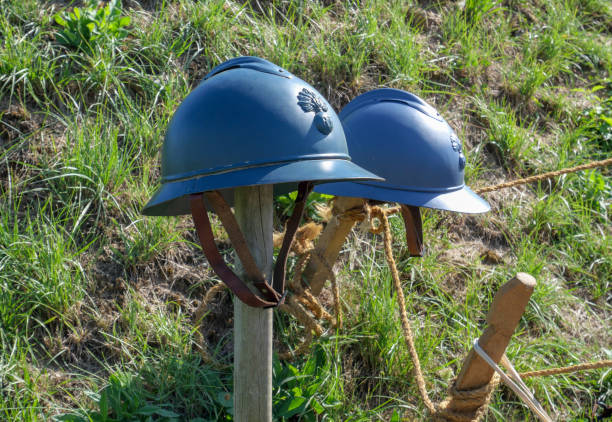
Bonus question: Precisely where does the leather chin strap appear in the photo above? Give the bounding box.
[190,182,313,308]
[399,204,424,257]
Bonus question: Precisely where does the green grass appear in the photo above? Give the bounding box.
[0,0,610,420]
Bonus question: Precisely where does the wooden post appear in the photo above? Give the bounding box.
[233,185,274,421]
[302,196,366,295]
[443,273,536,413]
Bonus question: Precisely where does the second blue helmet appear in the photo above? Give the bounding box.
[315,88,489,214]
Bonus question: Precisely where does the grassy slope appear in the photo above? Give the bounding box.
[1,0,610,420]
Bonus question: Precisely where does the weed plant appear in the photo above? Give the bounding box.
[54,0,131,54]
[0,0,610,420]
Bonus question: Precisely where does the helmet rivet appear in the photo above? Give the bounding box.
[459,154,466,170]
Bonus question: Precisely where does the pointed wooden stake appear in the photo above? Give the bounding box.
[443,273,536,414]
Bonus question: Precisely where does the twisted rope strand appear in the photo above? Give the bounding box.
[195,184,612,416]
[278,295,317,361]
[476,158,612,194]
[279,248,342,360]
[370,206,438,414]
[520,360,612,379]
[370,206,507,421]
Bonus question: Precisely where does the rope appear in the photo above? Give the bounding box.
[310,250,342,328]
[279,248,342,360]
[273,228,342,360]
[335,204,370,223]
[475,158,612,194]
[278,252,339,359]
[193,226,339,361]
[345,204,497,418]
[289,249,337,327]
[369,206,438,414]
[278,296,320,360]
[368,207,612,420]
[279,249,330,360]
[520,360,612,379]
[435,375,501,422]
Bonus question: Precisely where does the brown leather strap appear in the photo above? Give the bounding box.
[272,181,313,295]
[400,204,424,257]
[190,194,278,307]
[205,191,281,303]
[190,182,313,308]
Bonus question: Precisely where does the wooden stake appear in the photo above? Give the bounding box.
[233,185,274,421]
[302,196,366,295]
[456,273,536,389]
[442,273,536,414]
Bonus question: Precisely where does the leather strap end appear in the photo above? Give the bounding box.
[400,204,424,257]
[272,181,314,294]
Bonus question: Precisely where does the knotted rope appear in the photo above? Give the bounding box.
[475,158,612,194]
[283,154,611,412]
[332,198,371,223]
[193,157,612,416]
[435,375,501,422]
[277,252,340,359]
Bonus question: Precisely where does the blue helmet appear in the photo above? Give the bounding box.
[142,57,381,216]
[315,88,489,214]
[141,57,382,308]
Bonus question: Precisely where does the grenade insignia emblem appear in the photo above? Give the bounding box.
[297,88,333,135]
[450,133,466,170]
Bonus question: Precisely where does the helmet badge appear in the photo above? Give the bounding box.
[450,133,466,170]
[297,88,333,135]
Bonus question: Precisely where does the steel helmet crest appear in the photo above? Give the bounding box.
[315,88,489,214]
[142,57,381,308]
[142,56,380,217]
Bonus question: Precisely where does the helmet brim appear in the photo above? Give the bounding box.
[143,159,382,216]
[315,182,490,214]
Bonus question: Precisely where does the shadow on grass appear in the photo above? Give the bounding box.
[54,343,344,422]
[55,352,233,422]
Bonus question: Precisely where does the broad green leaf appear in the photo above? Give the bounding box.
[155,408,180,417]
[54,415,88,422]
[134,405,159,415]
[54,14,67,26]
